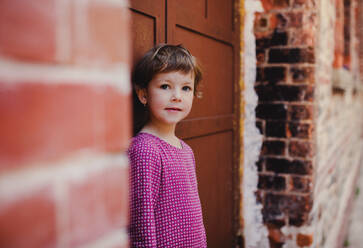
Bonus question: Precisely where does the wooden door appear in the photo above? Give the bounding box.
[129,1,240,247]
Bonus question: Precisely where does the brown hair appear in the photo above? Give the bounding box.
[131,44,202,135]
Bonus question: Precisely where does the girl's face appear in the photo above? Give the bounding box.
[138,70,195,129]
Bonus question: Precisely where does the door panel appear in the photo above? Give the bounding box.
[130,1,240,246]
[188,132,234,248]
[130,0,165,62]
[174,26,234,118]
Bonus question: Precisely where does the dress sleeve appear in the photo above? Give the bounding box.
[128,140,162,248]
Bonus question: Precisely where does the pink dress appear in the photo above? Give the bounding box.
[128,132,207,247]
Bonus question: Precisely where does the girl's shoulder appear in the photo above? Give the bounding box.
[128,132,162,155]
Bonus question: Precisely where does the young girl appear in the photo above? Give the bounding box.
[128,44,207,247]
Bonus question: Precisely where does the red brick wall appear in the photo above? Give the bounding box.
[0,0,131,247]
[254,0,316,246]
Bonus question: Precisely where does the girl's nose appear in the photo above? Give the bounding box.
[171,89,182,101]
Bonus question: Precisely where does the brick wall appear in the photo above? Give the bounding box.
[0,0,131,247]
[253,0,317,246]
[248,0,363,247]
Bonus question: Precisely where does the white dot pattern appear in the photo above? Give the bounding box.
[128,132,207,248]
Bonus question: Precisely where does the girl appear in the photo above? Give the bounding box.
[128,44,207,247]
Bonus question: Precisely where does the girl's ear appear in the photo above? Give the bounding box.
[135,86,148,105]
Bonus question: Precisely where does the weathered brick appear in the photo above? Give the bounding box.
[268,48,315,63]
[287,123,313,138]
[290,176,311,193]
[267,224,285,248]
[276,13,288,30]
[288,194,312,219]
[0,187,56,248]
[273,0,290,8]
[296,233,313,246]
[289,140,313,158]
[263,193,312,222]
[288,104,313,120]
[287,12,303,28]
[0,83,131,171]
[257,49,266,64]
[255,85,311,102]
[0,0,57,62]
[256,158,265,172]
[289,29,315,46]
[71,2,131,65]
[290,67,315,83]
[265,158,313,174]
[289,213,309,227]
[68,166,129,246]
[256,120,265,134]
[264,67,287,84]
[261,140,286,155]
[266,121,286,138]
[256,67,264,82]
[256,104,287,120]
[256,31,288,49]
[258,174,286,191]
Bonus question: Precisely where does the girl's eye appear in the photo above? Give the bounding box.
[160,84,169,90]
[182,86,192,92]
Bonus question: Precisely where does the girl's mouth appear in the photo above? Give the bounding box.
[165,107,182,111]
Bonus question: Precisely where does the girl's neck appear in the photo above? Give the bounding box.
[141,123,181,148]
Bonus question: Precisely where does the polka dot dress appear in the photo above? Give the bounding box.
[128,132,207,248]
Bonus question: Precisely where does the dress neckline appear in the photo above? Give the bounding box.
[139,132,184,150]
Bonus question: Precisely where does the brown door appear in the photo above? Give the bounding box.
[129,1,240,247]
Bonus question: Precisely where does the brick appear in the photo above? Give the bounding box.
[289,213,309,226]
[270,31,288,46]
[0,83,131,171]
[68,166,129,246]
[292,0,315,8]
[290,176,311,193]
[0,188,56,248]
[257,49,266,64]
[256,158,265,172]
[261,140,285,155]
[288,194,312,219]
[268,48,315,63]
[287,12,303,28]
[256,104,287,120]
[288,104,313,120]
[0,0,57,62]
[260,0,289,11]
[255,85,311,102]
[296,233,313,246]
[264,67,287,84]
[265,158,313,175]
[256,31,288,49]
[289,29,315,46]
[263,193,311,222]
[256,120,265,134]
[70,1,131,65]
[289,141,313,158]
[276,13,288,30]
[258,174,286,191]
[266,121,286,138]
[273,0,290,8]
[268,225,285,248]
[256,67,264,82]
[290,67,315,83]
[287,123,313,138]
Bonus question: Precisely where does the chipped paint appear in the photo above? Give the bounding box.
[242,0,269,247]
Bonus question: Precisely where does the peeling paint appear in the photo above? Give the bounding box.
[242,0,269,247]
